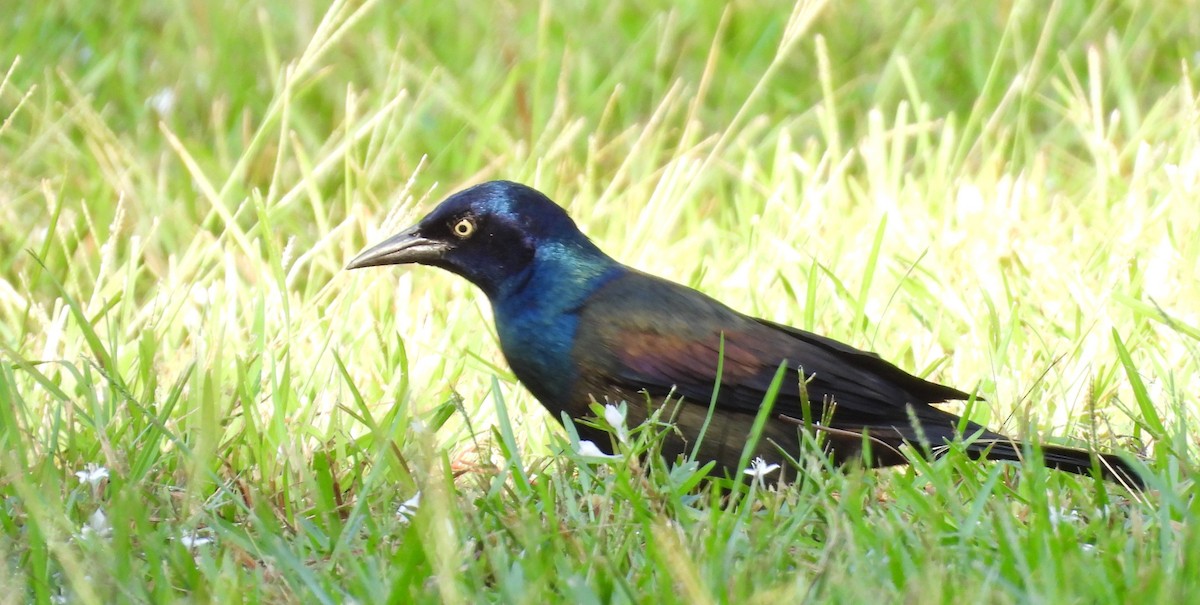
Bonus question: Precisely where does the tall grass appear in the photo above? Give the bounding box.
[1,0,1197,601]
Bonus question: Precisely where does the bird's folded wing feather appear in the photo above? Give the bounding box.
[575,272,972,428]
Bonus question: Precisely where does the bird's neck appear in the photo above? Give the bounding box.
[493,241,620,309]
[490,242,623,405]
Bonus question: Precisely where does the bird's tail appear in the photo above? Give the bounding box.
[963,438,1145,489]
[800,415,1145,489]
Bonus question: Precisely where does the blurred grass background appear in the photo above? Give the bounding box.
[1,0,1199,602]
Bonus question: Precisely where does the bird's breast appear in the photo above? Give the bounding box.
[493,304,580,408]
[490,258,624,410]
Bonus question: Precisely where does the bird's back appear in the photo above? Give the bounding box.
[565,270,996,470]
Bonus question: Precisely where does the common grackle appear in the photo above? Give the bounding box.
[348,181,1143,488]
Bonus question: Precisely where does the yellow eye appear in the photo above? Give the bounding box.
[452,218,476,239]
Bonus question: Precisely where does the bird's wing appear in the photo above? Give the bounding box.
[574,271,973,433]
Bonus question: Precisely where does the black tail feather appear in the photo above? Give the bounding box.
[965,440,1145,489]
[781,415,1146,488]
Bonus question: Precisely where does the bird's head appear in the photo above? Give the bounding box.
[347,180,607,298]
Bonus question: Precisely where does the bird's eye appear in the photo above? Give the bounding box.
[452,218,476,239]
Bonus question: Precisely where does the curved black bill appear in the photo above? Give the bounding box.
[346,225,448,269]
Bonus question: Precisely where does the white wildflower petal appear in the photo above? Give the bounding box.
[147,88,176,116]
[397,491,421,521]
[743,456,781,479]
[603,404,626,429]
[603,403,630,443]
[74,464,109,486]
[179,532,214,548]
[575,440,622,461]
[80,509,111,539]
[1049,507,1083,528]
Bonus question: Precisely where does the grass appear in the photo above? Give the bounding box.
[1,0,1198,601]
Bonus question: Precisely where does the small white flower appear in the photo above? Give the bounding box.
[147,88,176,117]
[397,491,421,521]
[1049,506,1085,529]
[80,509,111,539]
[74,464,109,487]
[603,403,625,428]
[603,403,628,443]
[743,456,781,480]
[575,440,622,461]
[179,531,214,548]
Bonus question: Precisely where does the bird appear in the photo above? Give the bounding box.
[348,180,1143,488]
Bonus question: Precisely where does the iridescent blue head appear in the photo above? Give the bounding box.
[348,180,614,300]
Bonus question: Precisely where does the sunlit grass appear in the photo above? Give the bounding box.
[1,0,1198,601]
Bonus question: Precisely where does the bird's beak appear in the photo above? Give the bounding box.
[346,225,449,270]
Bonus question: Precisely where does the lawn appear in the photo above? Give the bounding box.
[1,0,1197,602]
